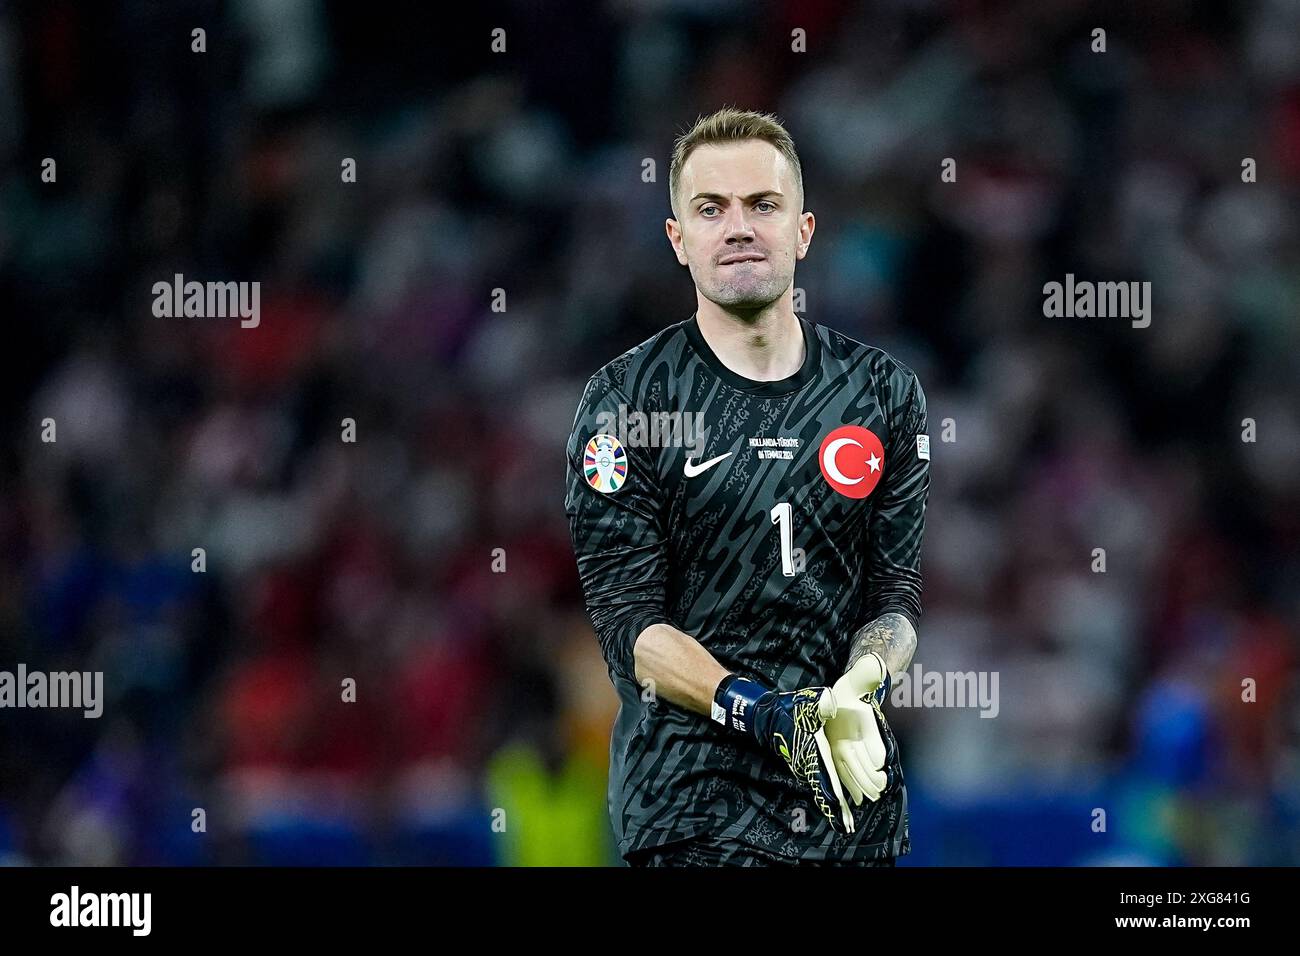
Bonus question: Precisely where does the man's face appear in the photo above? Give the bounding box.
[666,140,814,312]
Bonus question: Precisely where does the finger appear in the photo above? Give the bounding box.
[833,748,864,806]
[845,743,885,802]
[831,779,854,834]
[846,743,880,805]
[865,713,888,768]
[845,746,883,803]
[842,653,885,699]
[866,734,886,771]
[837,749,868,811]
[841,747,870,806]
[862,764,887,801]
[832,749,863,806]
[815,687,837,723]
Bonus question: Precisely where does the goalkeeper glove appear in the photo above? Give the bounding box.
[821,652,894,806]
[713,674,855,834]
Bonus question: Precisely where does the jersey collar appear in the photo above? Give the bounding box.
[684,311,822,396]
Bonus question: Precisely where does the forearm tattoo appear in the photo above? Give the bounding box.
[846,612,917,677]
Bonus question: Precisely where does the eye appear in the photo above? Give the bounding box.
[755,200,776,212]
[700,204,720,217]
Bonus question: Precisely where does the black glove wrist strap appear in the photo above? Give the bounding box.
[712,674,770,736]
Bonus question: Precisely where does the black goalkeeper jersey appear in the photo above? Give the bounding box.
[564,311,930,862]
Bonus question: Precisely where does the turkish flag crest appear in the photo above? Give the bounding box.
[818,425,885,499]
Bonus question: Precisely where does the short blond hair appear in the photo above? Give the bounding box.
[668,107,804,217]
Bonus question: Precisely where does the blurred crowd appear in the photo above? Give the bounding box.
[1,0,1297,865]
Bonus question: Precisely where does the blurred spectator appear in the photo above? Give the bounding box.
[0,0,1296,864]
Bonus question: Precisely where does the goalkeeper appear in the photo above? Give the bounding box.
[565,108,928,866]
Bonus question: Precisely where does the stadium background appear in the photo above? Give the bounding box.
[1,0,1297,865]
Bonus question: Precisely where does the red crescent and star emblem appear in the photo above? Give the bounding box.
[818,425,885,499]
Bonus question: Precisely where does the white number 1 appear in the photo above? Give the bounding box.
[770,501,795,577]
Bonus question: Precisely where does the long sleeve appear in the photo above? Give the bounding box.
[861,371,930,629]
[563,374,670,687]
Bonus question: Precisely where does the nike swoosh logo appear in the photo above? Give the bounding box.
[683,452,732,478]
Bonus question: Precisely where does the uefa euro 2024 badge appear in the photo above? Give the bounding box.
[584,433,627,494]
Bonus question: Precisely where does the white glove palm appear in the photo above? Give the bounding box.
[819,653,890,806]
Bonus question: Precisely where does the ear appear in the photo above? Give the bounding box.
[665,218,689,265]
[795,210,815,261]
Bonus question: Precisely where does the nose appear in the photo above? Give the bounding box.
[721,202,756,243]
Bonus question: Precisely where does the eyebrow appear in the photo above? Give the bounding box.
[689,190,784,205]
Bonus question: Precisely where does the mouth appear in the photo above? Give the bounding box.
[718,254,766,265]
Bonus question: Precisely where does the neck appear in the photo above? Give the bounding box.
[694,290,804,382]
